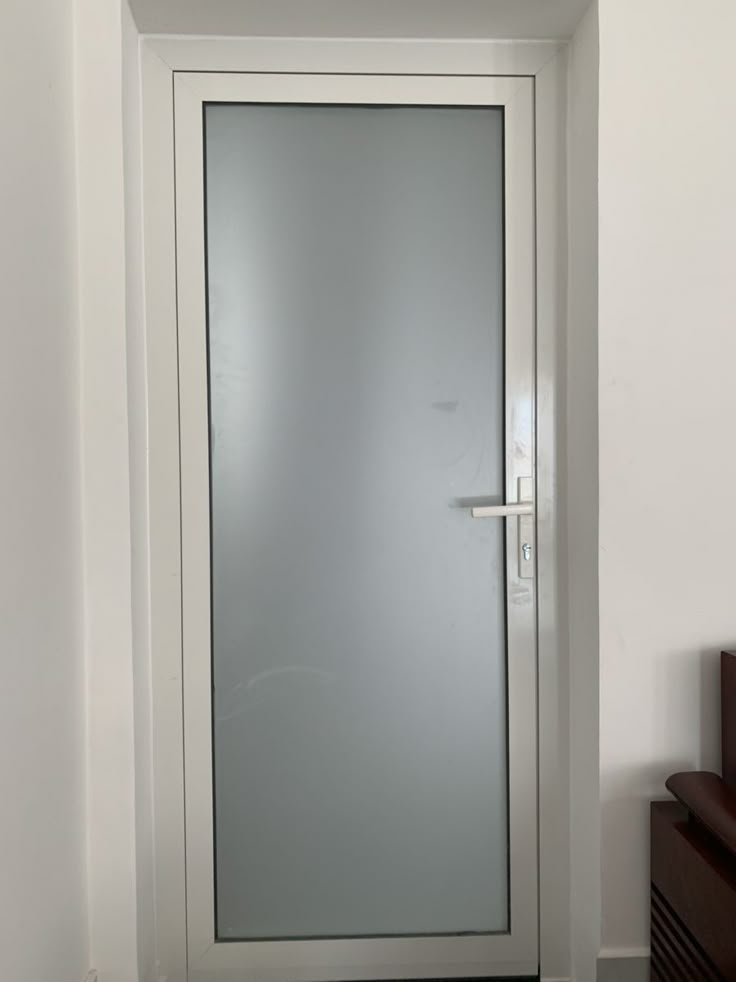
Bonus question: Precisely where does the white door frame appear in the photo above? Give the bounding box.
[176,70,535,982]
[141,36,569,982]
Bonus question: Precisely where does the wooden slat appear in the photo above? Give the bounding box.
[651,801,736,978]
[651,884,724,981]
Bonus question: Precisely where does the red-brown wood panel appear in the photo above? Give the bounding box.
[722,652,736,789]
[651,801,736,980]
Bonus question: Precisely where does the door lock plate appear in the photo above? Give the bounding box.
[517,477,535,579]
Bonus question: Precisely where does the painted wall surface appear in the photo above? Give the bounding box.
[123,3,159,980]
[75,0,141,978]
[598,0,736,956]
[0,0,88,979]
[567,4,600,980]
[129,0,591,40]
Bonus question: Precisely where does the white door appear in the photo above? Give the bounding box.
[174,71,537,982]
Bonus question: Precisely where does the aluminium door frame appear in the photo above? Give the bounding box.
[176,70,535,981]
[141,36,569,982]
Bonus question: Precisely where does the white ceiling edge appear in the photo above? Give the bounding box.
[128,0,593,41]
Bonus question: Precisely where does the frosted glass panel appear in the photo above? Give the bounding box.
[205,103,507,941]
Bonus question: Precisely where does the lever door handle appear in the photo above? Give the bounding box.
[467,477,535,580]
[470,502,534,519]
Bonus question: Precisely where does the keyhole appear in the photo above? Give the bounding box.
[522,543,532,561]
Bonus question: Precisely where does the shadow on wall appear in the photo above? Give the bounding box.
[601,760,693,870]
[654,643,734,776]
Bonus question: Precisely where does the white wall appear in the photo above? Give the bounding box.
[123,3,158,979]
[75,0,142,979]
[567,4,600,980]
[0,1,88,980]
[128,0,591,39]
[598,0,736,958]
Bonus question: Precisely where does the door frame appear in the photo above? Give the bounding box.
[141,36,569,982]
[175,70,535,981]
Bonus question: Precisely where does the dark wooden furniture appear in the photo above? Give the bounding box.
[651,651,736,980]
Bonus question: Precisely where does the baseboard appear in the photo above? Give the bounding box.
[596,953,649,982]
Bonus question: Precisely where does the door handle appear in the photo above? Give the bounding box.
[469,475,534,519]
[467,478,535,579]
[470,501,533,518]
